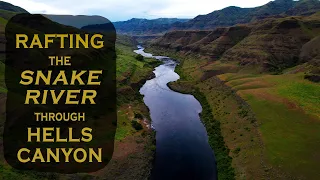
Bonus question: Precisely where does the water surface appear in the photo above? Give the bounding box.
[136,46,217,180]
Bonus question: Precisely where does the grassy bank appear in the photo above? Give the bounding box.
[218,72,320,179]
[147,45,320,179]
[94,42,159,180]
[0,31,159,179]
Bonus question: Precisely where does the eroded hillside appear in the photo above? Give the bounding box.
[151,13,320,72]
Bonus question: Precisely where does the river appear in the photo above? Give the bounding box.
[135,46,217,180]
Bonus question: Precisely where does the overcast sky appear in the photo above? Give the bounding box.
[4,0,274,21]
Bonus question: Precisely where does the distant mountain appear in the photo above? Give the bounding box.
[113,18,189,35]
[285,0,320,16]
[0,1,28,13]
[43,15,109,28]
[171,0,320,30]
[81,22,115,34]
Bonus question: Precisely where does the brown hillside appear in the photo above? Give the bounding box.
[221,17,317,71]
[300,35,320,79]
[187,26,251,59]
[300,35,320,63]
[154,30,212,49]
[152,26,251,59]
[151,14,320,72]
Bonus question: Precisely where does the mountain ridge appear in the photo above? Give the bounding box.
[0,1,28,13]
[113,18,189,35]
[150,14,320,72]
[43,14,110,28]
[170,0,320,30]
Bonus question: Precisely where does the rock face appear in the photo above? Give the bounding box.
[151,14,320,72]
[300,35,320,76]
[187,26,252,59]
[171,0,320,30]
[154,30,212,50]
[152,26,251,59]
[300,36,320,63]
[221,17,314,71]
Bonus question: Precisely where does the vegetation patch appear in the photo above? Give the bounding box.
[193,89,235,180]
[246,94,320,179]
[131,120,143,131]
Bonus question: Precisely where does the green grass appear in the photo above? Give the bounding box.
[194,89,235,180]
[222,72,320,118]
[262,74,320,118]
[246,94,320,179]
[116,54,137,79]
[151,42,320,178]
[221,73,260,82]
[0,61,5,93]
[0,9,17,21]
[0,16,7,25]
[227,78,256,87]
[0,34,156,179]
[115,110,133,141]
[277,81,320,117]
[0,9,158,179]
[115,40,160,141]
[219,72,320,178]
[0,163,57,180]
[116,43,157,84]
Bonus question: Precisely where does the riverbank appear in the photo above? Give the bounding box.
[145,45,320,179]
[0,37,159,180]
[137,47,218,180]
[167,82,235,179]
[91,43,160,180]
[145,47,268,179]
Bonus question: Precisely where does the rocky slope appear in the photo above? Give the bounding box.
[150,13,320,72]
[222,13,320,71]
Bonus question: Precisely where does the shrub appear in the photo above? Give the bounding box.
[131,120,143,130]
[134,113,143,119]
[135,54,144,61]
[233,147,241,154]
[304,74,320,83]
[193,89,235,179]
[238,109,249,118]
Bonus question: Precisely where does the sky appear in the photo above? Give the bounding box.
[4,0,274,22]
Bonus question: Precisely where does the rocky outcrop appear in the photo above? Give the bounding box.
[151,14,320,72]
[152,30,212,50]
[300,36,320,62]
[221,17,315,71]
[151,26,251,59]
[187,26,251,59]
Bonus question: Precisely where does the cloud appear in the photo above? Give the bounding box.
[5,0,71,14]
[3,0,273,21]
